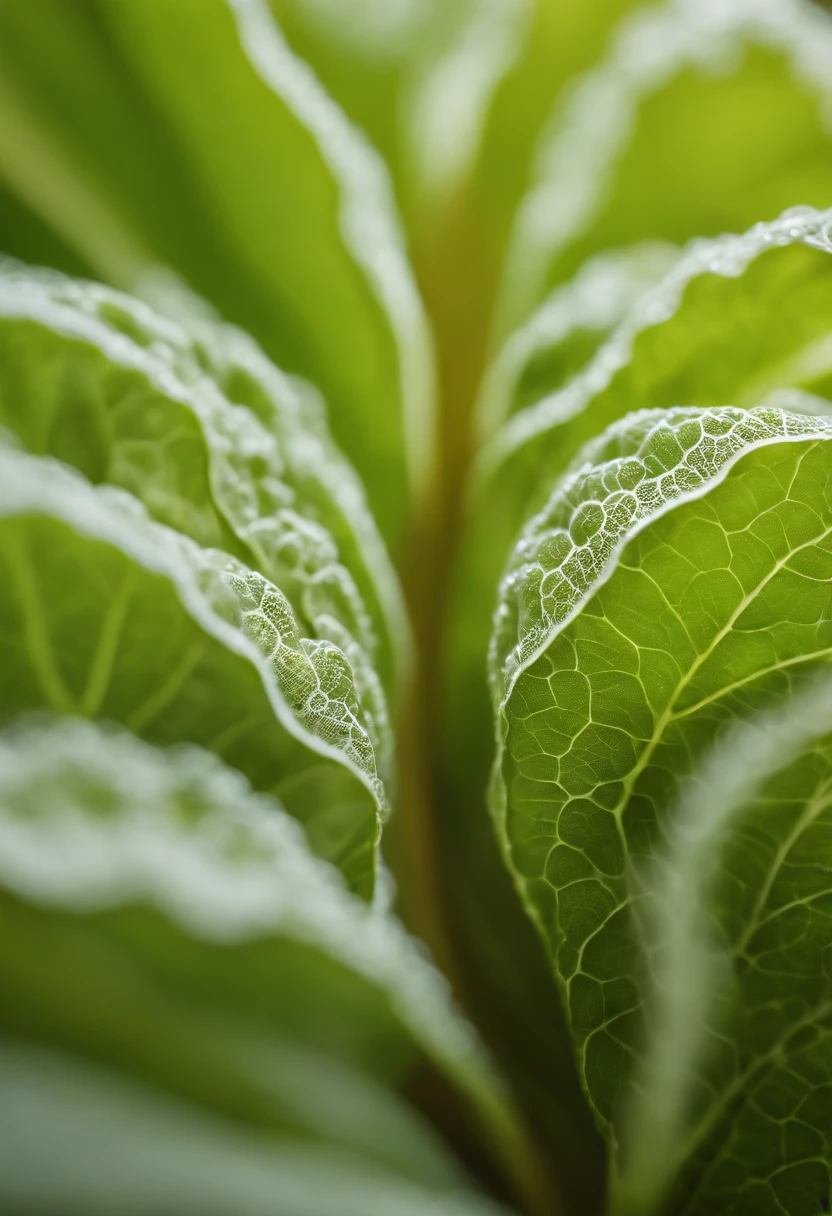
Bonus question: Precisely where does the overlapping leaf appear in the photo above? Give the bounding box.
[479,209,832,611]
[262,0,659,513]
[267,0,527,209]
[0,441,386,895]
[478,242,678,438]
[447,211,832,914]
[449,209,832,845]
[490,407,832,1197]
[263,0,657,247]
[0,263,405,736]
[0,715,510,1215]
[438,187,832,1216]
[0,0,432,546]
[500,0,832,331]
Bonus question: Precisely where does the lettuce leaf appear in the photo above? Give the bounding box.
[0,442,386,895]
[0,264,406,742]
[450,209,832,880]
[0,715,510,1213]
[492,406,832,1208]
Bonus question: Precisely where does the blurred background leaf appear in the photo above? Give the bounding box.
[0,0,433,551]
[0,716,514,1214]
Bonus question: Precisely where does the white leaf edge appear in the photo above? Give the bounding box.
[0,443,388,838]
[0,714,503,1123]
[480,205,832,481]
[477,240,679,439]
[405,0,531,203]
[491,404,832,706]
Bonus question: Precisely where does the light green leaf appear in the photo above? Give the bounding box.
[455,0,655,257]
[403,0,531,206]
[490,406,832,1153]
[264,0,649,231]
[269,0,529,209]
[613,671,832,1216]
[0,262,405,747]
[446,211,832,932]
[0,714,510,1210]
[0,1045,511,1216]
[0,0,433,546]
[450,211,832,860]
[0,442,385,896]
[500,0,832,331]
[0,713,498,1110]
[485,208,832,578]
[478,242,678,439]
[0,180,89,278]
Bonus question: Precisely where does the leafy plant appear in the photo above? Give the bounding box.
[1,1,832,1214]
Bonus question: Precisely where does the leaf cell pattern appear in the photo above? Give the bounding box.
[0,442,385,894]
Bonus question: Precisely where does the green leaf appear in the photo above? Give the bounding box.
[264,0,650,232]
[263,0,426,193]
[0,263,405,746]
[0,441,385,896]
[399,0,532,208]
[451,210,832,844]
[466,211,832,709]
[0,1045,512,1216]
[500,0,832,331]
[0,1042,514,1216]
[478,242,678,438]
[446,210,832,927]
[0,715,509,1212]
[0,0,433,546]
[490,406,832,1172]
[613,672,832,1216]
[484,208,832,571]
[454,0,654,254]
[442,205,832,1216]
